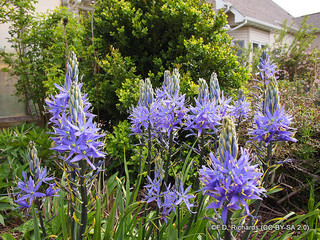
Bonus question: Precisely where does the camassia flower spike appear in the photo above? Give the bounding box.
[184,77,220,137]
[250,78,297,145]
[46,52,105,240]
[258,51,278,85]
[129,78,156,134]
[46,51,105,170]
[199,117,265,224]
[16,142,59,209]
[230,89,250,120]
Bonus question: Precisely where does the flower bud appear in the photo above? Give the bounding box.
[174,172,182,192]
[69,81,85,124]
[154,156,163,181]
[210,72,220,103]
[139,78,154,108]
[198,78,209,105]
[238,89,245,102]
[263,77,280,115]
[27,141,40,179]
[163,69,180,97]
[218,117,238,161]
[67,51,79,81]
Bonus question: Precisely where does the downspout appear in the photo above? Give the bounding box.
[228,19,248,32]
[224,3,232,13]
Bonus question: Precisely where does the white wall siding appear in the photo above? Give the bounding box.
[248,27,270,45]
[228,26,250,46]
[34,0,61,13]
[0,23,11,52]
[0,0,61,53]
[0,0,61,118]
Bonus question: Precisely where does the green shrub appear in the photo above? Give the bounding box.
[85,0,249,124]
[271,17,319,84]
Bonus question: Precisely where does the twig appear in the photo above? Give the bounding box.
[277,182,312,204]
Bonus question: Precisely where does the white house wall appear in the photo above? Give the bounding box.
[0,0,61,118]
[248,27,270,46]
[34,0,61,13]
[228,26,250,46]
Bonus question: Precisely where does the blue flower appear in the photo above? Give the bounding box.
[184,98,221,137]
[230,89,250,120]
[45,183,60,197]
[16,143,59,209]
[16,176,46,206]
[184,78,221,136]
[144,169,195,222]
[46,52,105,170]
[144,175,162,208]
[251,78,297,145]
[175,182,195,213]
[250,107,297,144]
[258,51,278,85]
[199,149,265,224]
[161,185,177,222]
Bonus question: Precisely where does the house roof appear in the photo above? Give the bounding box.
[211,0,300,30]
[296,12,320,30]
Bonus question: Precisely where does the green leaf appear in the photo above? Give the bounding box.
[31,204,41,240]
[0,214,4,226]
[93,181,102,240]
[168,224,178,240]
[15,219,34,237]
[1,233,16,240]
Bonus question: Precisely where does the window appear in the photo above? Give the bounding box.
[252,41,267,50]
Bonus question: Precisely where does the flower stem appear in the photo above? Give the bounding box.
[224,210,233,240]
[177,205,180,238]
[185,131,206,234]
[70,170,76,240]
[36,199,47,238]
[155,207,160,240]
[79,160,88,240]
[241,143,273,240]
[195,131,205,191]
[163,130,173,187]
[147,122,152,177]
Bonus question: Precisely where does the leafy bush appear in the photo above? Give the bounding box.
[0,6,85,123]
[271,17,320,84]
[82,47,141,124]
[84,0,249,124]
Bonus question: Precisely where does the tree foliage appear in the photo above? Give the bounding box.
[0,5,84,122]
